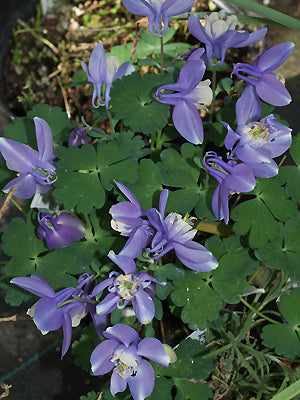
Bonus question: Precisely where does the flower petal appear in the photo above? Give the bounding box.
[257,42,294,72]
[0,137,39,173]
[132,290,155,324]
[121,0,153,17]
[172,100,203,144]
[34,117,55,163]
[255,73,292,106]
[96,293,119,316]
[162,0,195,16]
[108,250,137,274]
[91,339,118,375]
[10,274,55,298]
[236,85,262,126]
[127,360,155,400]
[103,324,138,347]
[110,372,128,396]
[138,338,169,367]
[61,312,72,358]
[173,240,218,271]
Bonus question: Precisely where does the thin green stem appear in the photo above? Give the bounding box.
[203,343,232,359]
[239,296,279,324]
[10,198,27,217]
[107,109,115,134]
[209,67,217,123]
[249,264,264,284]
[160,37,164,70]
[151,130,157,150]
[56,298,98,309]
[156,129,162,150]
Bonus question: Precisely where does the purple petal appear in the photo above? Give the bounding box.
[103,324,138,347]
[61,313,72,358]
[119,226,152,258]
[108,250,137,274]
[10,274,55,298]
[55,213,86,238]
[113,61,135,82]
[138,338,169,367]
[172,100,203,144]
[174,60,206,93]
[3,174,37,199]
[89,308,107,338]
[225,163,256,192]
[212,184,229,223]
[91,339,118,375]
[34,297,64,331]
[236,143,272,164]
[257,42,295,72]
[236,85,262,126]
[132,290,155,324]
[121,0,153,17]
[235,28,267,48]
[91,277,115,297]
[110,202,142,222]
[173,240,218,271]
[223,122,240,150]
[127,360,155,400]
[250,160,279,178]
[162,0,195,16]
[34,118,55,163]
[110,372,128,396]
[159,189,169,217]
[115,181,141,209]
[255,74,292,106]
[96,293,119,316]
[0,137,39,173]
[188,14,212,45]
[88,41,107,84]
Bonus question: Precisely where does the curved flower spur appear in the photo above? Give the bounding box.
[122,0,195,37]
[79,40,135,109]
[203,151,256,224]
[91,251,164,325]
[0,117,56,199]
[91,323,170,400]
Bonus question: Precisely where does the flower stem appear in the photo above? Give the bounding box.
[239,296,279,324]
[160,37,164,70]
[156,129,162,150]
[151,130,157,150]
[10,199,27,217]
[56,298,98,308]
[209,67,217,122]
[107,109,115,134]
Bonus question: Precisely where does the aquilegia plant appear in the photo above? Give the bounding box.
[1,2,300,400]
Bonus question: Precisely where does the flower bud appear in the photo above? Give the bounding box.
[68,127,89,147]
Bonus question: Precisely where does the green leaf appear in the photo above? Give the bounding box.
[147,376,173,400]
[80,392,100,400]
[171,271,222,330]
[255,214,300,280]
[261,289,300,358]
[279,134,300,201]
[154,263,184,301]
[174,378,212,400]
[110,72,172,134]
[53,142,139,212]
[72,323,102,372]
[70,69,88,87]
[270,379,300,400]
[231,178,297,248]
[215,77,233,96]
[221,0,300,31]
[155,339,213,380]
[212,253,255,304]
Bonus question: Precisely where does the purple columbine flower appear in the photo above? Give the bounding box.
[154,60,212,144]
[221,86,292,178]
[79,40,135,109]
[10,274,107,358]
[68,126,89,147]
[145,189,218,271]
[203,151,256,224]
[232,42,295,110]
[0,117,56,199]
[111,182,218,271]
[37,211,86,250]
[188,11,267,66]
[91,323,170,400]
[92,251,164,324]
[122,0,195,37]
[110,181,154,259]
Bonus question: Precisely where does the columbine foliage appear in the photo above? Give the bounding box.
[0,2,300,399]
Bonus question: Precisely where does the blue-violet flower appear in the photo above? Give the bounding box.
[232,42,295,110]
[92,251,164,324]
[0,117,56,199]
[37,211,86,250]
[155,60,212,144]
[122,0,195,37]
[10,274,106,358]
[80,40,135,109]
[91,323,170,400]
[68,126,89,147]
[222,87,292,178]
[188,11,267,66]
[203,151,256,224]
